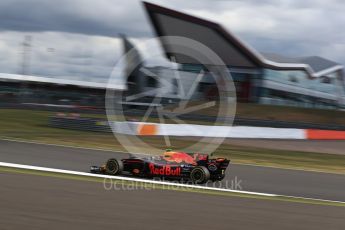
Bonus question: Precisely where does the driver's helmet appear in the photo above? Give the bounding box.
[163,149,175,160]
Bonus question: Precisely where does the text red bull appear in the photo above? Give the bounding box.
[149,163,181,176]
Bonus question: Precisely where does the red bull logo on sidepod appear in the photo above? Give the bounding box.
[149,163,181,176]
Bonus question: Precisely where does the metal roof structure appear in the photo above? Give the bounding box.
[0,73,125,90]
[143,2,343,79]
[261,53,341,74]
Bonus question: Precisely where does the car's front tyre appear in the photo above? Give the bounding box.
[105,158,123,175]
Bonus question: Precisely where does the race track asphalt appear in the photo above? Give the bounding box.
[223,139,345,155]
[1,139,345,202]
[1,172,344,230]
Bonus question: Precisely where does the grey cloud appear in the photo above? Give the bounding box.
[0,0,343,81]
[0,31,122,81]
[179,0,345,66]
[0,0,151,37]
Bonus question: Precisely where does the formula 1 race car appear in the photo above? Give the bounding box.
[90,150,230,184]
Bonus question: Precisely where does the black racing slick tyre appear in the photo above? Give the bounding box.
[105,158,123,175]
[190,166,210,184]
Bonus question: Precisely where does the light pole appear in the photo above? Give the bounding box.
[19,35,32,103]
[20,35,32,76]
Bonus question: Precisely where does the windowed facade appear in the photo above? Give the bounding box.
[0,80,105,107]
[147,76,158,88]
[172,64,345,109]
[259,69,345,109]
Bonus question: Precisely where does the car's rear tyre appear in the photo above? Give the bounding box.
[190,166,210,184]
[105,158,123,175]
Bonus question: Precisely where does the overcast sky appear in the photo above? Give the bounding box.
[0,0,344,82]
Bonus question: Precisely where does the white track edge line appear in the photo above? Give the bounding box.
[0,161,275,197]
[1,161,345,204]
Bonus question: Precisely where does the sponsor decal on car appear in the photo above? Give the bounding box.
[149,163,181,176]
[132,168,140,174]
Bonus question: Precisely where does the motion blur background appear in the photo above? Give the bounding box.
[1,2,345,229]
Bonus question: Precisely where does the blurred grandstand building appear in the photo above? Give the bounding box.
[0,2,344,111]
[142,2,345,109]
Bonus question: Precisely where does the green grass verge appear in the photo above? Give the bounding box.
[1,108,345,174]
[1,166,344,207]
[213,145,345,174]
[166,101,345,125]
[237,103,345,125]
